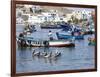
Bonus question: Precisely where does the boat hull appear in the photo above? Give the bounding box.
[30,44,75,47]
[49,40,75,47]
[17,39,75,47]
[49,44,75,47]
[41,26,61,29]
[56,32,84,40]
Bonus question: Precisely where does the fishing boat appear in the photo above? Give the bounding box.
[16,37,75,47]
[40,25,61,29]
[41,24,72,30]
[56,32,84,40]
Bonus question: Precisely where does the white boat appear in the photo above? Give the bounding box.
[17,37,75,47]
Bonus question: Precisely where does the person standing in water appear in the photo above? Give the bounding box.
[48,30,53,40]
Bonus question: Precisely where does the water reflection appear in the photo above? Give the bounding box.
[17,47,33,62]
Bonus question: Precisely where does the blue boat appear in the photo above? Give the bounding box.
[56,32,84,40]
[60,23,72,31]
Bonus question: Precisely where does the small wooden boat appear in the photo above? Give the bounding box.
[16,37,75,47]
[56,32,84,40]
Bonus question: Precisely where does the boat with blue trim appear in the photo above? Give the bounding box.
[56,31,84,40]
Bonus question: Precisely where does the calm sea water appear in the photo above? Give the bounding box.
[16,24,95,73]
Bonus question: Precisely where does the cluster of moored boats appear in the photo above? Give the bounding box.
[16,22,95,47]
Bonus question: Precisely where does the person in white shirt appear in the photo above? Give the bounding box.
[48,30,53,40]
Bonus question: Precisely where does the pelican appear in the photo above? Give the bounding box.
[32,50,40,56]
[53,52,61,57]
[44,52,52,58]
[32,49,35,54]
[40,52,47,57]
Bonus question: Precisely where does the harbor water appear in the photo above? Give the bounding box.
[16,24,95,73]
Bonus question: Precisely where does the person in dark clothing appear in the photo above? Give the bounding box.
[19,33,24,37]
[72,31,74,36]
[18,33,26,47]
